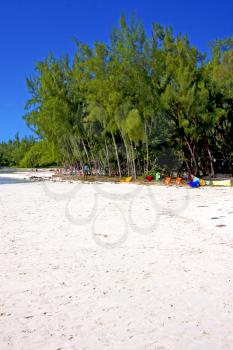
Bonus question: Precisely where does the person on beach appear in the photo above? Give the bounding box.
[83,164,89,179]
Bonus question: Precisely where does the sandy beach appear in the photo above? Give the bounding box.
[0,178,233,350]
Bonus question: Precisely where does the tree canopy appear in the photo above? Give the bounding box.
[1,16,233,176]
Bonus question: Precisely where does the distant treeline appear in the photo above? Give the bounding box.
[0,134,55,168]
[2,16,233,175]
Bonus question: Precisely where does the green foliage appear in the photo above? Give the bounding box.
[19,141,56,167]
[146,169,161,179]
[0,135,35,167]
[6,15,231,177]
[0,136,56,168]
[125,109,145,142]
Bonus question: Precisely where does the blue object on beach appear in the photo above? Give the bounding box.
[189,181,200,188]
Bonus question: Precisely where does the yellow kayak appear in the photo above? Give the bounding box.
[120,176,133,183]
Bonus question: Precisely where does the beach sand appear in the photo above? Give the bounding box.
[0,179,233,350]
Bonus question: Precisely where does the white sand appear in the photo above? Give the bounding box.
[0,179,233,350]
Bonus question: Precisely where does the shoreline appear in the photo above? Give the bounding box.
[1,168,232,188]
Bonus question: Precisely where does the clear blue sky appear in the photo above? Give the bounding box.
[0,0,232,142]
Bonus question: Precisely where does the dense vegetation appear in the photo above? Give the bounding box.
[1,17,233,176]
[0,134,55,168]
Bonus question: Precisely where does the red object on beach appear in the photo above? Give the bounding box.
[146,175,153,182]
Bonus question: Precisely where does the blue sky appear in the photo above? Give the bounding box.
[0,0,232,142]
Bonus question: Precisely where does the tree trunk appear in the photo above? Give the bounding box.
[184,136,198,175]
[184,159,191,175]
[87,140,96,168]
[76,140,83,165]
[105,140,111,176]
[145,121,149,173]
[146,142,149,173]
[82,140,90,167]
[122,136,130,176]
[130,140,137,180]
[206,145,215,177]
[111,133,121,178]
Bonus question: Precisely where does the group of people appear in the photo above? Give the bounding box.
[56,162,90,177]
[56,162,106,177]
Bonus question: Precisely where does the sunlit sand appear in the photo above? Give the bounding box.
[0,178,233,349]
